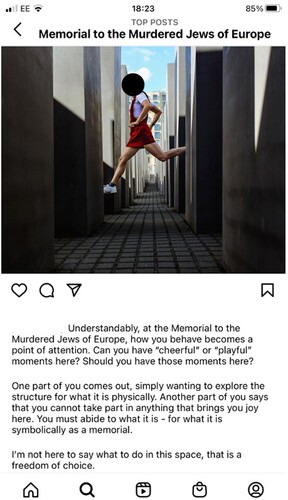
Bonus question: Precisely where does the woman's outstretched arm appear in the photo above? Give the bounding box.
[149,105,162,130]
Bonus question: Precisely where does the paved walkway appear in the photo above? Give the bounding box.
[55,185,224,274]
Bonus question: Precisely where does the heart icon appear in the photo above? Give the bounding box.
[11,283,28,297]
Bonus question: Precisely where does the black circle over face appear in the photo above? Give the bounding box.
[122,73,144,96]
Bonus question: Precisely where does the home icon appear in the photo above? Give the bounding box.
[23,483,39,498]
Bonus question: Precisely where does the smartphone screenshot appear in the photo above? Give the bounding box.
[0,0,286,498]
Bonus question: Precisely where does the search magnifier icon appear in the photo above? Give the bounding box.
[80,482,95,497]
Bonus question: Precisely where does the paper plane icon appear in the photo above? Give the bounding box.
[67,283,82,297]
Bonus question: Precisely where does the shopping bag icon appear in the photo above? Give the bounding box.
[192,481,207,497]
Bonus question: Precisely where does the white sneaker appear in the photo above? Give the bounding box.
[103,184,117,194]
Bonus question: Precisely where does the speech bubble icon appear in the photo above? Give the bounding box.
[39,283,55,298]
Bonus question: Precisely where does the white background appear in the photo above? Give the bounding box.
[0,0,287,498]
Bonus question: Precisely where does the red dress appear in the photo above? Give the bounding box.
[126,96,155,148]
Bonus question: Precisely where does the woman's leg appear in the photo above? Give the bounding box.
[110,146,140,184]
[144,142,186,162]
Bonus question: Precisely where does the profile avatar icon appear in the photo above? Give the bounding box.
[121,73,145,96]
[248,482,264,497]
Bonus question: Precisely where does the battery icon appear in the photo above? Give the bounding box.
[265,4,281,10]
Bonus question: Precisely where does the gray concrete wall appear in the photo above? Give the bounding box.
[166,63,176,208]
[135,149,147,194]
[53,47,103,236]
[84,48,104,232]
[174,48,186,213]
[130,159,136,203]
[2,47,54,273]
[121,65,130,208]
[161,104,169,203]
[101,47,122,214]
[189,49,223,233]
[184,47,193,226]
[223,47,285,273]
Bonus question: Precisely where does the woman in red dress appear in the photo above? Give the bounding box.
[104,74,186,194]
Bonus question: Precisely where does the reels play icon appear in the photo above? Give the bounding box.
[136,482,151,497]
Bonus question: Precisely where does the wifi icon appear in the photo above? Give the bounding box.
[34,4,43,11]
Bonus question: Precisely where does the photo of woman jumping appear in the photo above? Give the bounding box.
[104,73,186,194]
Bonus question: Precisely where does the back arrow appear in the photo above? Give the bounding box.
[14,22,22,36]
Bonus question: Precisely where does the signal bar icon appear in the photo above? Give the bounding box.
[6,5,18,12]
[34,4,43,11]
